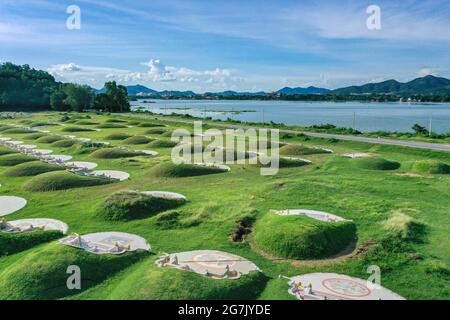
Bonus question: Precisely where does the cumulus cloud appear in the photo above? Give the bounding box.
[47,59,242,90]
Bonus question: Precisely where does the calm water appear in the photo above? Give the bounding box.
[131,100,450,133]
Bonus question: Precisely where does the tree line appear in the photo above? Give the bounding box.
[0,62,130,112]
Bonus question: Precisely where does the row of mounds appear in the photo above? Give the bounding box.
[96,191,186,221]
[350,156,450,174]
[253,211,356,260]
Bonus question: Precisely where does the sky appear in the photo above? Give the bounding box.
[1,0,450,92]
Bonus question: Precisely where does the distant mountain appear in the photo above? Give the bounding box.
[332,75,450,95]
[206,90,267,96]
[277,86,330,95]
[126,84,158,96]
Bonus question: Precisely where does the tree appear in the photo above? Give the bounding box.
[412,123,428,135]
[50,87,69,111]
[63,83,94,112]
[93,81,130,112]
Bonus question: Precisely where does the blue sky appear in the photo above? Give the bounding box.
[1,0,450,92]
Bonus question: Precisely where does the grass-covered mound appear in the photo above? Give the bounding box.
[354,157,400,171]
[254,213,356,259]
[97,191,186,221]
[3,161,64,177]
[51,139,77,148]
[74,120,99,125]
[105,118,127,123]
[0,243,147,300]
[0,230,63,256]
[274,157,311,168]
[147,139,178,148]
[61,126,95,132]
[0,147,17,156]
[137,122,165,128]
[382,212,425,242]
[0,154,35,166]
[97,123,128,129]
[72,258,267,300]
[279,144,331,156]
[23,133,47,140]
[36,135,64,144]
[150,162,228,177]
[145,128,167,135]
[90,148,139,159]
[1,128,31,134]
[121,135,153,145]
[23,171,113,192]
[104,133,132,140]
[411,160,450,174]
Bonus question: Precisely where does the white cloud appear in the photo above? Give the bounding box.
[47,59,242,91]
[418,68,438,77]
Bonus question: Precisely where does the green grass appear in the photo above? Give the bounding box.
[0,154,36,166]
[150,162,228,177]
[0,243,148,300]
[147,139,178,148]
[353,157,401,170]
[0,231,63,256]
[71,258,268,300]
[61,126,95,132]
[3,161,65,177]
[412,160,450,174]
[145,128,167,135]
[137,122,165,128]
[23,171,113,191]
[121,135,153,145]
[105,118,128,123]
[97,123,128,129]
[253,212,356,259]
[75,120,99,125]
[1,128,31,134]
[96,191,186,221]
[90,148,140,159]
[23,133,47,140]
[104,133,132,140]
[0,111,449,300]
[0,147,17,156]
[36,135,65,143]
[279,144,332,155]
[51,139,77,148]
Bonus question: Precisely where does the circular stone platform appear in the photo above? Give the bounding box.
[0,137,12,141]
[92,170,130,181]
[282,157,312,163]
[136,150,159,156]
[343,153,373,158]
[19,144,37,150]
[45,154,73,162]
[289,273,405,300]
[141,191,187,201]
[156,250,260,279]
[66,161,98,170]
[276,209,348,222]
[1,218,68,234]
[74,137,92,142]
[33,149,53,155]
[0,196,27,217]
[59,231,150,255]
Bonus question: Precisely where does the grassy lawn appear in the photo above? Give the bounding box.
[0,111,449,300]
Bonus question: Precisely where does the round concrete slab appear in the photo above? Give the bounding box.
[33,149,53,155]
[276,209,348,222]
[343,153,373,158]
[92,170,130,181]
[8,140,23,145]
[59,231,150,255]
[156,250,260,279]
[289,273,405,300]
[141,191,187,201]
[2,218,68,234]
[19,144,37,149]
[193,162,231,171]
[45,154,73,162]
[0,196,27,217]
[66,161,98,170]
